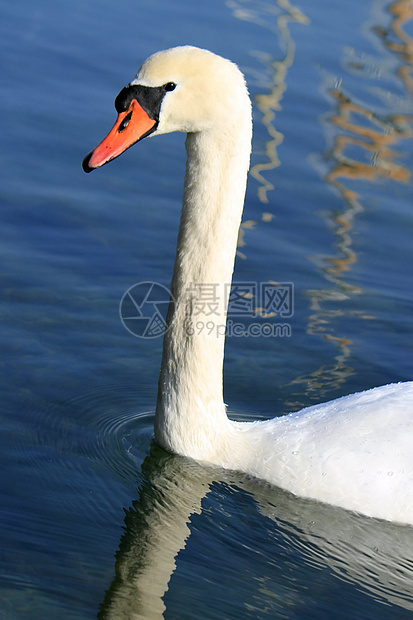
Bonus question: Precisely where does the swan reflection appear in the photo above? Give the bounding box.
[99,446,413,618]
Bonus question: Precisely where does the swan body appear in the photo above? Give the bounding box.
[83,46,413,525]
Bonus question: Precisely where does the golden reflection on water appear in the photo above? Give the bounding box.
[231,0,413,402]
[245,0,309,204]
[296,0,413,401]
[249,0,310,204]
[228,0,309,258]
[232,0,413,406]
[375,0,413,97]
[327,91,410,187]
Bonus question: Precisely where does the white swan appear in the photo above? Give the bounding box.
[83,46,413,525]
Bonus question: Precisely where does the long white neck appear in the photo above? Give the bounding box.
[155,113,252,461]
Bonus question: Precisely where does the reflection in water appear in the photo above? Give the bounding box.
[228,0,309,258]
[247,0,310,205]
[98,446,413,618]
[98,446,209,619]
[230,1,412,400]
[375,0,413,97]
[292,0,413,400]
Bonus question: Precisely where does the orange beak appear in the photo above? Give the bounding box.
[82,99,157,172]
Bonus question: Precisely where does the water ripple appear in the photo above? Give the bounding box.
[8,385,156,520]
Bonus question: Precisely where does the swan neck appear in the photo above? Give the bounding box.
[155,122,251,460]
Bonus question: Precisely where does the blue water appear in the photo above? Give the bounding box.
[1,0,413,617]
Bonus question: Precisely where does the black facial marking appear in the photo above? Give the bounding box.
[114,82,177,121]
[115,85,139,113]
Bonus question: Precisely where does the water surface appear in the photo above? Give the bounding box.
[1,0,413,617]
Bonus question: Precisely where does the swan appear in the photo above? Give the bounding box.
[83,46,413,525]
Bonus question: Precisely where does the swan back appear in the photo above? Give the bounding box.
[234,383,413,523]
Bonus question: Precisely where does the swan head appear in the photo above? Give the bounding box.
[82,46,251,172]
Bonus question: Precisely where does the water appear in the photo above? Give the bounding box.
[1,0,413,617]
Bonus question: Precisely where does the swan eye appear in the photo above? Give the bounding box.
[164,82,176,92]
[119,111,132,132]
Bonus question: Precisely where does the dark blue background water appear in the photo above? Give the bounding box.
[1,0,413,617]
